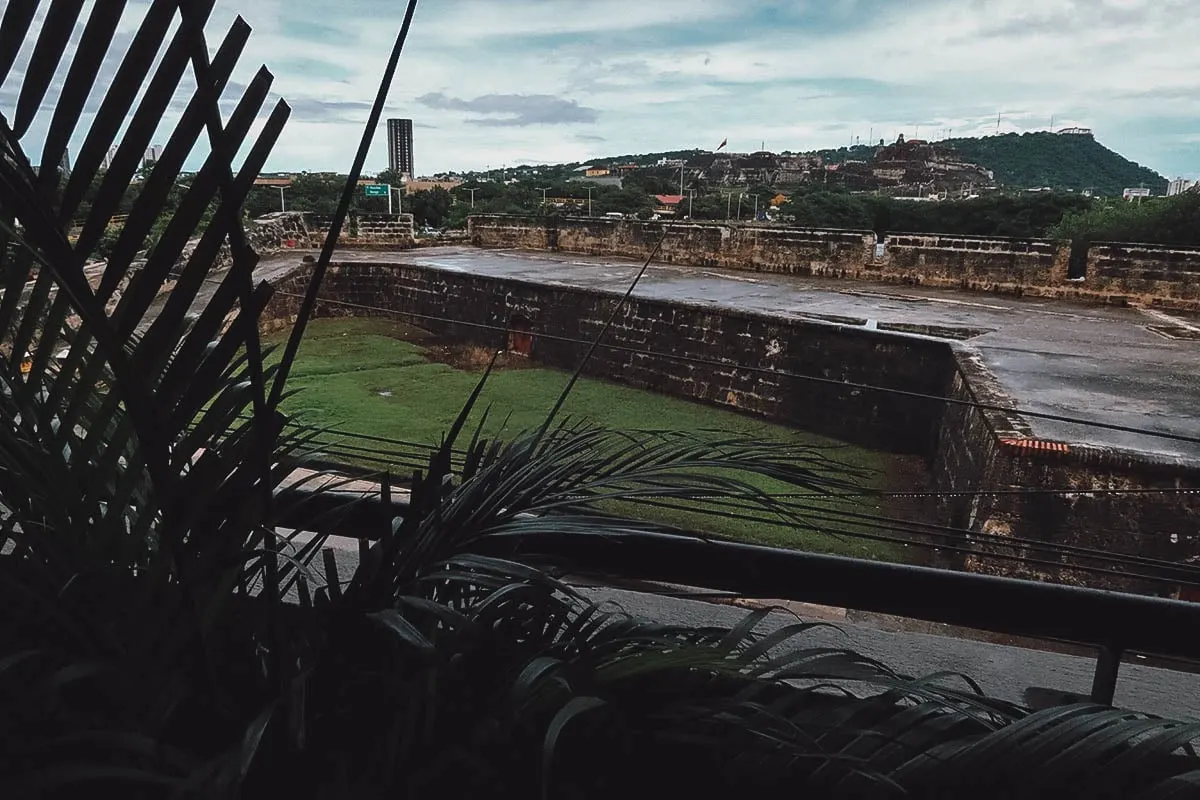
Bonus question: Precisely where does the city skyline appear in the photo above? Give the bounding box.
[5,0,1199,179]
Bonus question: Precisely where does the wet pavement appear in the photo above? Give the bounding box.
[297,246,1200,464]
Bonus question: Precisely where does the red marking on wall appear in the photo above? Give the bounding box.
[507,317,534,357]
[999,438,1070,454]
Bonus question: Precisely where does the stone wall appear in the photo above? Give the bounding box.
[470,215,872,276]
[168,211,309,277]
[877,233,1065,292]
[261,259,1200,592]
[249,212,308,253]
[262,260,955,455]
[469,215,1200,310]
[931,348,1200,592]
[301,212,415,249]
[1070,242,1200,309]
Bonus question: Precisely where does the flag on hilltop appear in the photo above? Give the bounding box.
[716,137,727,151]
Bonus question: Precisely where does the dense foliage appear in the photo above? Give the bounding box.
[943,132,1167,197]
[1048,191,1200,246]
[780,190,1092,238]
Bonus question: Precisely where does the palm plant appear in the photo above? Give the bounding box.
[3,2,1200,799]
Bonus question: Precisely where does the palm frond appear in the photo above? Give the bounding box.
[0,1,290,579]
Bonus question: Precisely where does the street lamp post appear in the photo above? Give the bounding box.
[587,187,593,217]
[736,192,744,220]
[277,186,287,212]
[726,192,733,220]
[535,186,550,207]
[466,188,478,208]
[753,194,759,221]
[389,185,403,216]
[687,188,694,219]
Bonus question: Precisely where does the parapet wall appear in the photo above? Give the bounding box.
[1076,242,1200,308]
[931,348,1200,592]
[300,212,415,249]
[263,260,952,455]
[470,215,873,276]
[261,259,1200,592]
[876,233,1065,292]
[469,215,1200,310]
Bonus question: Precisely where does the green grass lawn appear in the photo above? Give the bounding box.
[267,318,923,561]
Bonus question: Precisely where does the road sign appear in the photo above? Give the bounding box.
[364,184,389,197]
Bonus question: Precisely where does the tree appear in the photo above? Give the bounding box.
[408,187,453,228]
[287,172,350,214]
[1050,192,1200,247]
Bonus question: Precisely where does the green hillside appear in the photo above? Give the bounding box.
[493,133,1167,199]
[942,132,1165,196]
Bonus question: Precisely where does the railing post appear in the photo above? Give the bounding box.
[1090,646,1122,705]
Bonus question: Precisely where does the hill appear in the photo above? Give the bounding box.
[491,133,1166,198]
[808,133,1165,196]
[936,132,1165,196]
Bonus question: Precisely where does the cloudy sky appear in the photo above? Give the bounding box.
[7,0,1200,178]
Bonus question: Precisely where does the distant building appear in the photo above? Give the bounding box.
[1168,177,1195,196]
[386,118,414,177]
[143,144,163,169]
[584,166,610,177]
[547,197,588,209]
[653,194,684,215]
[101,146,119,171]
[568,174,623,188]
[403,178,463,195]
[1123,187,1152,200]
[1057,127,1094,136]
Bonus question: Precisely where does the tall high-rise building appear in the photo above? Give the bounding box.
[1168,177,1195,196]
[143,144,164,169]
[387,118,414,177]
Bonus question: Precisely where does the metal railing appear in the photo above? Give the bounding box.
[275,487,1200,706]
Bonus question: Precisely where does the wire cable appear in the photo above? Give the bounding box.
[272,417,1200,499]
[267,287,1200,451]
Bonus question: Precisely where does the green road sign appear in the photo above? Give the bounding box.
[364,184,389,197]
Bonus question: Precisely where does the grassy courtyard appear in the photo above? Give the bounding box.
[266,318,924,561]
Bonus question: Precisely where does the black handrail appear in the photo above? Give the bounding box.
[274,488,1200,705]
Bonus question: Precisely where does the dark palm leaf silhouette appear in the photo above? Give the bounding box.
[5,4,1200,800]
[0,1,298,793]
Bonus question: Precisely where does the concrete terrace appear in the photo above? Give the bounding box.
[287,245,1200,464]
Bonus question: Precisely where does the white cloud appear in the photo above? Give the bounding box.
[4,0,1199,178]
